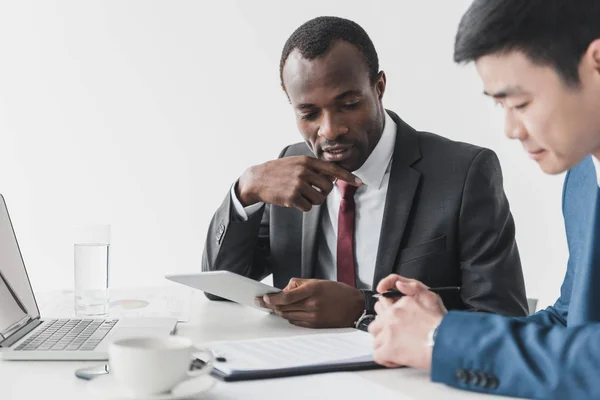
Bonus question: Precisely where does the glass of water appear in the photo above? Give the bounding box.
[74,224,110,317]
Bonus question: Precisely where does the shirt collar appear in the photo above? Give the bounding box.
[352,111,397,190]
[593,155,600,188]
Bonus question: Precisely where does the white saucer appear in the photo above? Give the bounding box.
[87,374,216,400]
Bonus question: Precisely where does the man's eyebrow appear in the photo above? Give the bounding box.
[296,90,363,109]
[334,90,362,100]
[483,86,525,99]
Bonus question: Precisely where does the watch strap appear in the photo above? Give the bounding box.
[360,289,377,315]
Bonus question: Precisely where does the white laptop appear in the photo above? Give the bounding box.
[0,194,178,360]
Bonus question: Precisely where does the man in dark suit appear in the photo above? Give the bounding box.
[368,1,600,398]
[202,16,527,329]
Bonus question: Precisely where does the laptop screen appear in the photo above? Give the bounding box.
[0,269,29,340]
[0,195,40,337]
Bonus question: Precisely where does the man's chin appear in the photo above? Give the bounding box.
[537,156,572,175]
[334,160,357,172]
[318,155,363,173]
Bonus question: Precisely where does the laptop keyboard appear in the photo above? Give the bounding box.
[14,319,118,352]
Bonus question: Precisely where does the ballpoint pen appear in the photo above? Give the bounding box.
[373,286,461,298]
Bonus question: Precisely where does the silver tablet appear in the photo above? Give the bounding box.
[165,271,281,312]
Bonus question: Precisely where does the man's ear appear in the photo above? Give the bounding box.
[375,71,386,100]
[584,39,600,81]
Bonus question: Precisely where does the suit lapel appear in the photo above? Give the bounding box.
[301,204,322,279]
[372,111,422,288]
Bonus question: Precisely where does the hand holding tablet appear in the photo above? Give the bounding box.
[165,271,281,312]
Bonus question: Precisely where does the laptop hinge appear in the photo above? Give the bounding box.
[0,317,41,348]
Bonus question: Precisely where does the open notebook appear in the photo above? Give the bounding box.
[204,331,383,381]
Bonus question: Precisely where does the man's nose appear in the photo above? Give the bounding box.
[504,110,527,141]
[318,112,349,140]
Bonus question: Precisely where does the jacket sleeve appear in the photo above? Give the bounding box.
[201,146,290,300]
[431,311,600,399]
[201,191,272,282]
[513,260,571,326]
[456,149,528,316]
[430,171,583,399]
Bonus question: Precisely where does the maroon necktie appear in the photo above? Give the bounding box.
[337,180,358,287]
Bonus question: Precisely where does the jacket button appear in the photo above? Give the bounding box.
[467,371,480,386]
[476,372,488,387]
[456,369,468,383]
[486,376,499,389]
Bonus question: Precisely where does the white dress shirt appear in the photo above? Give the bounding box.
[592,156,600,188]
[231,111,397,290]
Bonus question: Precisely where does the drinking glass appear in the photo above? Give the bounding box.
[74,224,110,317]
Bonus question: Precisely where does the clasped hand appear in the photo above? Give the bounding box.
[368,275,448,370]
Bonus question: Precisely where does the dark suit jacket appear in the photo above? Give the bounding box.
[431,156,600,398]
[202,110,528,316]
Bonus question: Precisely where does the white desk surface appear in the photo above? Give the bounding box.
[0,287,513,400]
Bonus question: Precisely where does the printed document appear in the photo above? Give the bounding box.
[207,331,373,373]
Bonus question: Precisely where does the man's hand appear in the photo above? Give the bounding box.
[255,278,364,328]
[237,156,362,211]
[368,275,447,370]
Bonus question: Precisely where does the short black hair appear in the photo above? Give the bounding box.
[454,0,600,86]
[279,16,379,92]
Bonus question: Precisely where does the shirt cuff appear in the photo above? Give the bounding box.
[230,183,264,222]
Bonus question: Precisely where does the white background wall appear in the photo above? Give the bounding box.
[0,1,567,308]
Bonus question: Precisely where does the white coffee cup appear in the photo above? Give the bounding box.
[109,336,214,396]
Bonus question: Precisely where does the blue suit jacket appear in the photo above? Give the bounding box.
[431,156,600,399]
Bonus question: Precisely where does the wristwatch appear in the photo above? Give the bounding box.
[354,290,377,331]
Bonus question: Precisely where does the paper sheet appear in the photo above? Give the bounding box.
[39,286,192,322]
[202,372,415,400]
[207,331,373,373]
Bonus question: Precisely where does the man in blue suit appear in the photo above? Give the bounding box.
[368,0,600,398]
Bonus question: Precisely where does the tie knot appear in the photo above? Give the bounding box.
[337,180,358,200]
